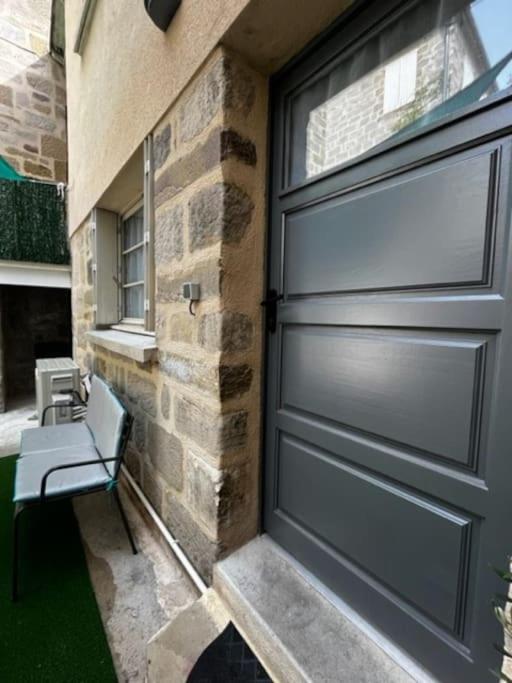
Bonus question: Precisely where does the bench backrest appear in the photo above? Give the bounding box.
[86,376,127,477]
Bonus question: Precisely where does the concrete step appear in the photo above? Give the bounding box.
[214,535,436,683]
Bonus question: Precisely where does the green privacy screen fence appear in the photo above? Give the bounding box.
[0,179,69,265]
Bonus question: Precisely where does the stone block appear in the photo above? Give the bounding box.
[223,55,256,117]
[34,103,51,115]
[154,126,220,208]
[160,384,171,420]
[154,123,171,170]
[155,203,183,265]
[178,55,256,144]
[26,73,53,96]
[41,134,66,160]
[219,129,256,166]
[93,355,107,378]
[178,58,224,143]
[186,455,221,529]
[189,182,254,251]
[143,462,164,515]
[198,311,253,353]
[219,363,253,400]
[159,353,217,395]
[0,84,13,108]
[24,111,57,132]
[156,260,222,304]
[147,421,184,491]
[185,456,249,533]
[163,492,219,583]
[54,160,67,182]
[127,372,158,417]
[33,91,50,103]
[23,159,52,178]
[133,411,147,452]
[155,127,256,209]
[55,85,66,105]
[161,355,253,401]
[167,312,195,345]
[175,396,247,455]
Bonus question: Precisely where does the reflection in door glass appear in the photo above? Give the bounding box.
[289,0,512,185]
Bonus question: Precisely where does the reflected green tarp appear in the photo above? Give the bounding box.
[0,179,69,265]
[395,49,512,139]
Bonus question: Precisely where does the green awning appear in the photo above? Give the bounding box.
[0,156,25,181]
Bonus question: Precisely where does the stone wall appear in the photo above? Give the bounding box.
[71,48,267,582]
[0,0,67,181]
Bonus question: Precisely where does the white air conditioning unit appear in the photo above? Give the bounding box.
[35,358,81,426]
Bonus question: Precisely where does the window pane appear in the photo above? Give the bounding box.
[123,206,143,249]
[289,0,512,185]
[124,284,144,319]
[123,247,144,284]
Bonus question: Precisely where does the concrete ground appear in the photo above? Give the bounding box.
[74,486,199,682]
[0,395,38,457]
[0,398,199,682]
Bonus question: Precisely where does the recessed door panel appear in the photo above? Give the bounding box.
[284,151,496,296]
[281,326,489,468]
[277,434,472,634]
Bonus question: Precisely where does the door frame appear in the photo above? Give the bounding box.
[262,1,512,680]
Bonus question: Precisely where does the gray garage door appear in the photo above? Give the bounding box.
[264,1,512,681]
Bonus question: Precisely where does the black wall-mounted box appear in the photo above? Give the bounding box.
[144,0,181,32]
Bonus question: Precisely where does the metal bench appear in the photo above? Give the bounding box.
[12,375,137,600]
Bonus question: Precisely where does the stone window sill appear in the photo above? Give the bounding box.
[87,329,158,363]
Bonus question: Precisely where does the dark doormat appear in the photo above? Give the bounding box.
[187,623,272,683]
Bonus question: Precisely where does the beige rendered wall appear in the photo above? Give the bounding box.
[71,48,267,580]
[0,0,67,181]
[65,0,353,234]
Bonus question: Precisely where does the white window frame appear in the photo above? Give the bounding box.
[119,198,145,327]
[92,136,155,335]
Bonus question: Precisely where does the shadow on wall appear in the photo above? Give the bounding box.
[2,285,72,401]
[0,10,67,182]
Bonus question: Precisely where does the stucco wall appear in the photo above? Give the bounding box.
[65,0,353,234]
[71,48,267,581]
[0,0,67,181]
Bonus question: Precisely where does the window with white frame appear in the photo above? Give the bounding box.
[120,202,145,323]
[92,136,155,333]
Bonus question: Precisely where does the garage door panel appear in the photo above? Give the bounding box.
[281,326,490,469]
[276,433,473,634]
[276,408,490,517]
[284,149,497,297]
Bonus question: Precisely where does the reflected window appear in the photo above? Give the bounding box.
[289,0,512,185]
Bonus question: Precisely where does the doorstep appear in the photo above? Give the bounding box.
[214,535,437,683]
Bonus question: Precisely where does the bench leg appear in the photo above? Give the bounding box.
[12,503,25,602]
[112,488,137,555]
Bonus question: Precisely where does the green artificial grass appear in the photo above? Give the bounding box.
[0,456,117,682]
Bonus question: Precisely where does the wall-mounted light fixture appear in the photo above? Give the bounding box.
[144,0,181,32]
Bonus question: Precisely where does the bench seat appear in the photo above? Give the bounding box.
[14,445,111,503]
[20,423,94,456]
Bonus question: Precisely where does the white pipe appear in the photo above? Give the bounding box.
[121,464,207,595]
